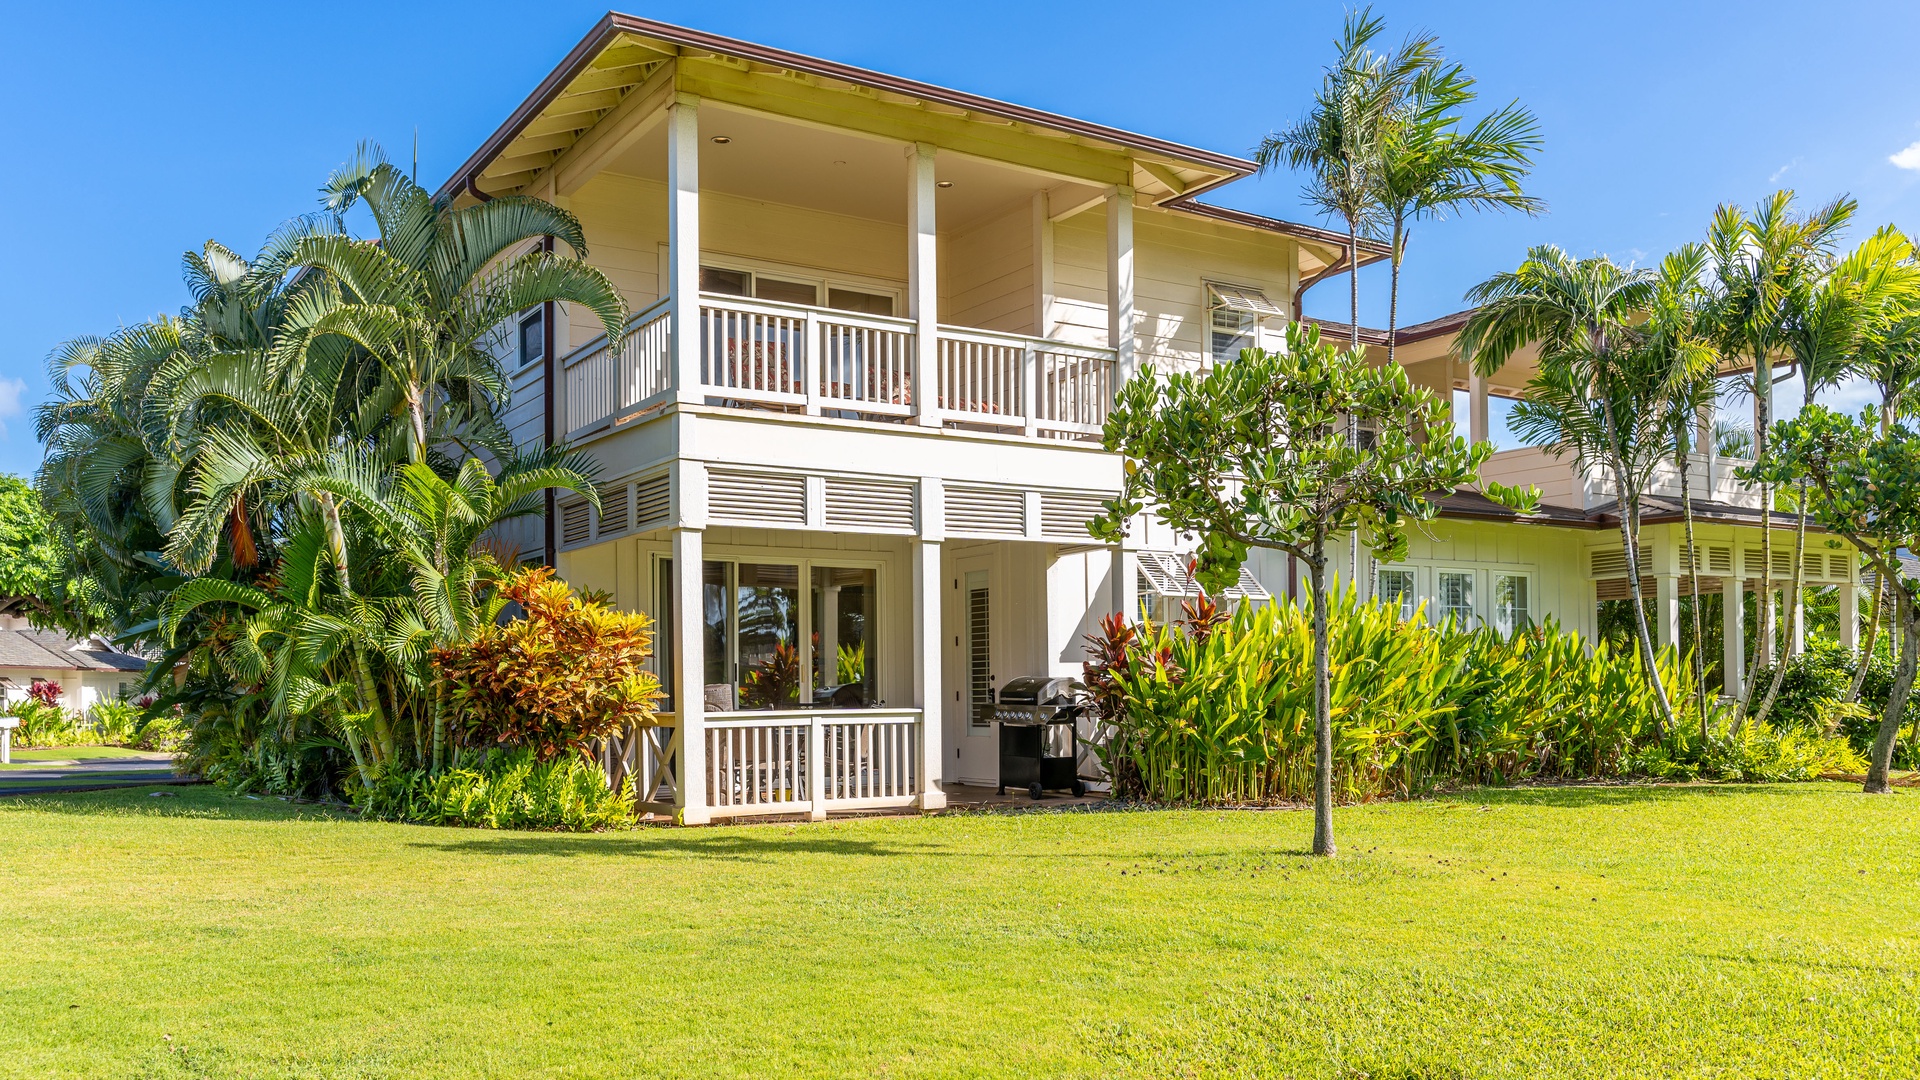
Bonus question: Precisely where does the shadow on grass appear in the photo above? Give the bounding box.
[403,830,930,861]
[0,784,352,823]
[1435,781,1856,810]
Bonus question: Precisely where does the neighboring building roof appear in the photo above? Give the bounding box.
[1437,492,1826,533]
[1304,309,1474,349]
[0,628,149,674]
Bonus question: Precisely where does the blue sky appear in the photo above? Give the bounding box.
[4,0,1918,475]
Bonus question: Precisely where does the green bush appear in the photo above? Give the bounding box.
[356,748,635,831]
[1088,591,1865,804]
[1747,639,1854,732]
[131,713,187,752]
[88,698,146,744]
[6,699,87,748]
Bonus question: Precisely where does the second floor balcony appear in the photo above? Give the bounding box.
[560,292,1118,444]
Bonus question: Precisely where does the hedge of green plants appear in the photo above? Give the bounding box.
[1085,591,1865,805]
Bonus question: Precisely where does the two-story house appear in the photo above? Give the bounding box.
[440,14,1853,823]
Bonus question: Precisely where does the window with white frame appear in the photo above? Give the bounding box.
[516,308,545,370]
[1205,282,1282,364]
[700,263,895,316]
[1435,570,1475,628]
[1377,568,1417,618]
[1491,573,1531,636]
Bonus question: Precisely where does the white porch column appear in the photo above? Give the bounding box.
[667,94,702,405]
[671,527,709,824]
[1468,370,1490,444]
[1838,581,1860,651]
[1791,588,1807,656]
[912,537,946,809]
[1655,574,1680,648]
[1723,575,1745,698]
[1112,547,1138,623]
[908,143,940,428]
[1107,187,1136,384]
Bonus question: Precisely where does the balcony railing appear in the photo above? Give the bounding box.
[560,293,1117,442]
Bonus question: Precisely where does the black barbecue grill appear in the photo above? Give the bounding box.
[992,676,1088,800]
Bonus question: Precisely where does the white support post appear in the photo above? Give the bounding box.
[1469,370,1490,445]
[1032,190,1054,339]
[1791,588,1807,656]
[912,537,946,810]
[908,143,940,428]
[1112,547,1138,624]
[1106,187,1136,385]
[1838,580,1859,651]
[667,94,702,406]
[1655,574,1680,648]
[671,527,709,824]
[1021,343,1039,437]
[1723,575,1745,698]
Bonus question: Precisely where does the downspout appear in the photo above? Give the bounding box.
[541,234,558,568]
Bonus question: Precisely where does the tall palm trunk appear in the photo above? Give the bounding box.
[1741,374,1775,725]
[1752,477,1811,727]
[1346,214,1361,594]
[1677,433,1708,728]
[1388,219,1404,368]
[1849,576,1886,702]
[1594,339,1674,737]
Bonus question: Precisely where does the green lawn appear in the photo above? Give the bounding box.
[1,784,1914,1079]
[0,746,159,770]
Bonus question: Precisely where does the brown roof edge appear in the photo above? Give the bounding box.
[437,13,1259,203]
[1164,198,1392,261]
[1304,308,1474,349]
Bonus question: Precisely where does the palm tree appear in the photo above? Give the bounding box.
[1703,191,1854,715]
[1459,246,1683,734]
[1256,8,1437,351]
[1374,57,1544,367]
[1645,243,1721,727]
[290,144,630,465]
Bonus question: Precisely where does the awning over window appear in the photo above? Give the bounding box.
[1135,551,1272,601]
[1206,282,1284,317]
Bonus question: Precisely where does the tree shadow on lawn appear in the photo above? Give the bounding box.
[1433,781,1855,810]
[403,829,933,861]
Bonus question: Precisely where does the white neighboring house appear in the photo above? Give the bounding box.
[0,615,149,715]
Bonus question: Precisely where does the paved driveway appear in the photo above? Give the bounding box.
[0,752,189,796]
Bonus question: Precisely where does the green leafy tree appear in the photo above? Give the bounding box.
[0,476,60,615]
[1091,323,1529,856]
[1754,406,1920,792]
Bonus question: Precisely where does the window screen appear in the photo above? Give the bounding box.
[700,266,751,296]
[1436,571,1475,628]
[1492,574,1531,636]
[754,277,818,305]
[1377,569,1416,618]
[827,288,894,316]
[517,309,544,369]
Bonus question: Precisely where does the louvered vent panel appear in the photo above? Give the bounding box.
[708,470,807,526]
[1039,492,1108,540]
[1802,552,1826,579]
[596,483,631,539]
[1829,553,1851,579]
[1589,546,1642,577]
[946,486,1025,536]
[1744,549,1794,575]
[559,499,593,547]
[1594,577,1658,601]
[823,478,915,532]
[1708,546,1733,573]
[633,473,671,530]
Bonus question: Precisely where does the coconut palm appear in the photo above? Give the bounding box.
[1703,191,1854,713]
[1374,58,1543,366]
[1460,246,1684,734]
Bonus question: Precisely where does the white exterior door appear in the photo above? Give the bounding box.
[946,556,1000,785]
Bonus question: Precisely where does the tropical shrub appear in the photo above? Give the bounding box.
[131,713,187,752]
[6,699,84,748]
[357,748,635,831]
[88,698,146,744]
[1086,590,1862,805]
[432,568,661,761]
[1747,639,1854,732]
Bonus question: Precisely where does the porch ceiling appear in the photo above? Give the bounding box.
[600,102,1101,232]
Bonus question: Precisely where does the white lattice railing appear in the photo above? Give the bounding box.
[598,714,678,811]
[557,295,1114,441]
[563,299,671,438]
[702,709,920,818]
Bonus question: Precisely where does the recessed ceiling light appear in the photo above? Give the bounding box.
[710,136,732,144]
[936,180,954,188]
[833,159,847,166]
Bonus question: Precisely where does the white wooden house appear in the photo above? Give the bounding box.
[438,14,1851,822]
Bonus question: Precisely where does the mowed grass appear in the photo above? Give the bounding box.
[1,784,1915,1079]
[0,746,157,770]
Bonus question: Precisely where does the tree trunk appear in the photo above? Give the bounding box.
[408,383,430,465]
[1848,576,1885,703]
[1678,438,1708,732]
[1865,588,1917,794]
[1741,375,1774,724]
[317,491,392,762]
[1596,383,1674,738]
[1346,217,1361,594]
[1387,218,1403,369]
[1310,544,1336,858]
[432,677,449,775]
[1752,477,1811,727]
